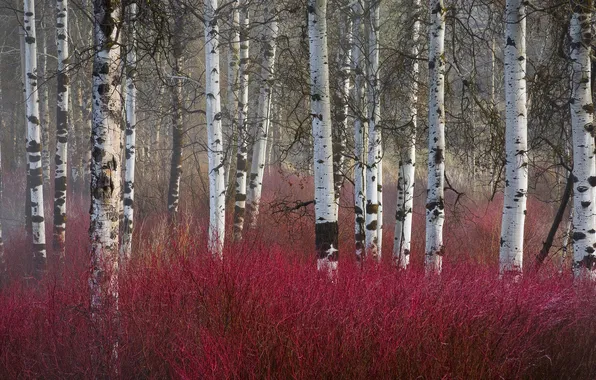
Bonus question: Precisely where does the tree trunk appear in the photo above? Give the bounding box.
[365,0,381,261]
[224,1,240,197]
[24,0,47,277]
[205,0,226,257]
[351,0,366,260]
[89,0,121,373]
[569,1,596,279]
[499,0,528,277]
[233,0,250,241]
[39,17,51,189]
[53,0,70,259]
[121,2,137,261]
[425,0,446,274]
[309,0,338,274]
[167,19,184,217]
[245,3,278,229]
[394,0,420,269]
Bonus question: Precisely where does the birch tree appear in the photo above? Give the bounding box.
[24,0,47,276]
[393,0,421,269]
[309,0,338,273]
[224,1,240,193]
[569,0,596,279]
[205,0,226,257]
[89,0,122,359]
[425,0,445,274]
[499,0,528,276]
[167,9,184,217]
[365,0,381,261]
[351,0,366,259]
[53,0,70,257]
[233,0,250,240]
[121,1,137,261]
[245,3,278,229]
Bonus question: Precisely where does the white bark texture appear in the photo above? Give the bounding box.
[225,1,240,192]
[53,0,69,257]
[245,3,278,229]
[365,0,381,261]
[309,0,339,273]
[89,0,121,321]
[394,0,420,269]
[121,2,137,261]
[425,0,445,274]
[351,0,366,259]
[233,0,250,240]
[24,0,47,276]
[499,0,528,276]
[205,0,226,257]
[39,22,51,187]
[569,4,596,279]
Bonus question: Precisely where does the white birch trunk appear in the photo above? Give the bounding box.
[233,0,250,240]
[89,0,121,371]
[53,0,70,257]
[309,0,338,273]
[245,3,278,229]
[205,0,226,257]
[425,0,446,274]
[24,0,47,276]
[121,2,137,261]
[225,2,240,192]
[569,4,596,279]
[39,21,51,188]
[365,0,381,261]
[394,0,420,269]
[351,0,367,259]
[499,0,528,276]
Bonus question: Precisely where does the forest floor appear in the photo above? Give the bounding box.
[0,169,593,379]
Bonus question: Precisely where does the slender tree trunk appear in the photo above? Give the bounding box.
[167,20,184,217]
[205,0,226,257]
[53,0,70,258]
[245,3,278,229]
[39,18,51,189]
[24,0,47,277]
[425,0,446,274]
[351,0,366,260]
[309,0,338,274]
[121,2,137,261]
[332,7,351,216]
[224,1,240,197]
[0,102,5,279]
[233,0,250,241]
[89,0,121,373]
[394,0,420,269]
[569,1,596,279]
[365,0,381,261]
[499,0,528,276]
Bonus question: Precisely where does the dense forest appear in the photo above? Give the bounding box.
[0,0,595,377]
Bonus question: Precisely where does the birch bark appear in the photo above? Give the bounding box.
[121,2,137,261]
[245,3,278,229]
[394,0,420,268]
[24,0,47,276]
[499,0,528,276]
[425,0,446,274]
[205,0,226,257]
[569,1,596,279]
[309,0,338,273]
[53,0,70,257]
[233,0,250,240]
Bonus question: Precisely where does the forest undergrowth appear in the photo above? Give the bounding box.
[0,170,593,379]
